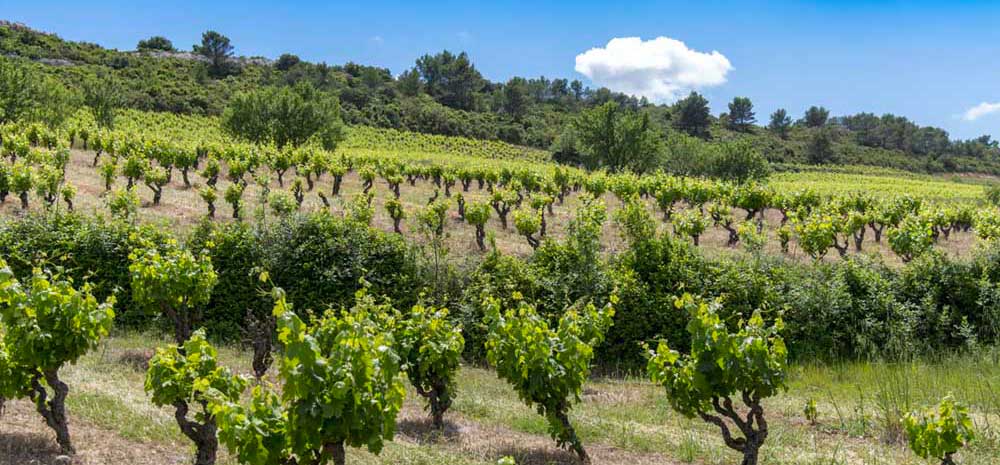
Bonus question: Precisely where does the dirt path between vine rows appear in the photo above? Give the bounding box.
[0,400,189,465]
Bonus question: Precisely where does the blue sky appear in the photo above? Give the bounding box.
[4,0,999,140]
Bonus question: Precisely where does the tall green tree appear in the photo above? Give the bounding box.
[727,96,756,132]
[222,83,346,150]
[414,50,485,111]
[574,102,663,173]
[767,108,792,139]
[672,92,712,139]
[803,105,830,128]
[501,77,530,121]
[193,30,235,78]
[807,129,836,164]
[83,73,124,129]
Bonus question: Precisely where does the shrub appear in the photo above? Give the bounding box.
[263,213,418,320]
[0,259,115,454]
[888,214,935,263]
[647,294,787,465]
[485,294,614,463]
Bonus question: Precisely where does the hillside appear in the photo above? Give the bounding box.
[4,20,1000,176]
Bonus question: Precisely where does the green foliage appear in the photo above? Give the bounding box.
[513,207,541,249]
[267,190,297,216]
[222,83,346,151]
[888,214,935,263]
[107,186,140,220]
[648,294,787,465]
[794,212,837,260]
[83,73,124,129]
[672,92,712,139]
[803,106,830,128]
[395,304,464,429]
[465,200,491,251]
[984,184,1000,207]
[146,330,247,465]
[137,36,175,52]
[574,101,663,173]
[726,96,756,132]
[129,242,218,344]
[0,258,114,453]
[803,399,818,425]
[194,30,236,78]
[0,57,79,126]
[485,294,615,462]
[672,208,709,246]
[903,395,975,465]
[768,109,791,139]
[211,288,405,465]
[711,140,770,183]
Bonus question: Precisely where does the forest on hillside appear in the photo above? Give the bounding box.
[2,19,1000,175]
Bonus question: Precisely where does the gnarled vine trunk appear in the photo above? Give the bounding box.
[31,370,74,455]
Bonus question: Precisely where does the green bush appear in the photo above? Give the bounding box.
[0,213,151,327]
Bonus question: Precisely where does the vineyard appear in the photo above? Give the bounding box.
[2,108,1000,465]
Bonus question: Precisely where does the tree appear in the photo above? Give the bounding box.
[274,53,300,71]
[727,97,756,132]
[711,140,771,183]
[222,83,346,151]
[767,109,791,139]
[904,395,975,465]
[574,102,663,173]
[647,294,787,465]
[414,50,485,110]
[803,105,829,128]
[501,77,530,121]
[194,30,236,78]
[83,73,124,129]
[806,129,836,164]
[672,92,712,139]
[0,58,79,126]
[210,288,405,465]
[137,36,176,52]
[0,259,115,455]
[485,295,615,463]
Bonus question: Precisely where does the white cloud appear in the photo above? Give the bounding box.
[371,35,384,44]
[963,102,1000,121]
[574,36,732,102]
